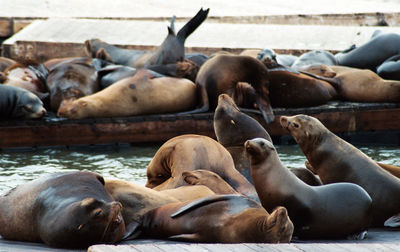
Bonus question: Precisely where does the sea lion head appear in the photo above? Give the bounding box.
[57,98,89,119]
[18,91,47,119]
[244,138,275,165]
[45,198,125,248]
[280,115,327,146]
[257,48,277,62]
[264,206,294,243]
[214,94,271,147]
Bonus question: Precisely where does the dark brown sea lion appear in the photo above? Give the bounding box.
[57,69,196,119]
[182,54,274,123]
[86,8,209,68]
[145,134,258,201]
[124,194,294,243]
[303,64,400,103]
[182,170,240,195]
[0,85,46,119]
[146,59,199,82]
[336,32,400,71]
[246,138,372,239]
[2,63,49,101]
[0,172,125,248]
[280,114,400,227]
[46,57,100,112]
[291,50,337,71]
[214,94,272,183]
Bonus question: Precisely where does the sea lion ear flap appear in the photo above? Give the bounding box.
[94,173,105,185]
[80,197,97,207]
[182,171,200,185]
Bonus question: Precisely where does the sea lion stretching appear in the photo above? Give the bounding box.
[214,94,272,182]
[124,194,294,243]
[57,69,196,119]
[0,172,125,248]
[145,134,258,201]
[182,54,274,123]
[0,85,47,119]
[246,138,372,239]
[86,8,209,68]
[280,114,400,227]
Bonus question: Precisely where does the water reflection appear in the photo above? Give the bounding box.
[0,143,399,194]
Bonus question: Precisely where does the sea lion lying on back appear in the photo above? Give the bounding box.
[86,8,209,68]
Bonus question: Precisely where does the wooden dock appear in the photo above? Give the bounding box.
[1,102,400,149]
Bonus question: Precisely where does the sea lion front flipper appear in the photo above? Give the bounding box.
[171,194,239,218]
[169,233,202,242]
[346,230,368,240]
[256,95,275,124]
[384,213,400,227]
[122,221,142,241]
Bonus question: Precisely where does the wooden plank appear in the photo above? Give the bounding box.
[4,18,400,62]
[0,17,12,37]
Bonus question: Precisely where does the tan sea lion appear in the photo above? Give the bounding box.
[302,64,400,103]
[124,194,294,243]
[280,114,400,227]
[245,138,372,239]
[181,54,275,124]
[182,170,240,195]
[57,69,197,119]
[0,172,125,248]
[214,94,272,183]
[159,185,215,202]
[145,134,258,201]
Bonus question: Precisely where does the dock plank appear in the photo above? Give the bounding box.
[4,18,400,62]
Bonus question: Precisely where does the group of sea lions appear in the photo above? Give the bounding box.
[2,8,400,123]
[2,94,400,249]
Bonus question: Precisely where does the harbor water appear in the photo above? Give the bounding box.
[0,143,399,194]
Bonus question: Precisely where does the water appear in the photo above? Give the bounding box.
[0,143,399,194]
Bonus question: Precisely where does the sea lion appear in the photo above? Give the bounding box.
[239,49,261,58]
[376,54,400,80]
[124,194,294,243]
[289,167,323,186]
[182,54,274,123]
[46,57,100,112]
[185,53,209,67]
[214,94,272,183]
[145,134,258,201]
[377,163,400,179]
[0,56,17,72]
[257,48,298,67]
[261,60,337,107]
[303,64,400,103]
[0,85,47,119]
[57,69,196,119]
[291,50,337,71]
[97,64,137,89]
[0,172,125,248]
[182,170,240,195]
[280,114,400,227]
[2,63,49,101]
[336,32,400,70]
[159,185,215,202]
[245,138,372,239]
[86,8,209,68]
[146,59,199,82]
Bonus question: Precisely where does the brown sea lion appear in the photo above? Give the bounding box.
[124,194,294,243]
[57,69,196,119]
[159,185,215,202]
[246,138,372,239]
[280,114,400,227]
[0,172,125,248]
[214,94,272,183]
[303,64,400,103]
[0,56,17,72]
[2,63,49,100]
[377,163,400,179]
[146,59,199,82]
[261,60,337,108]
[182,170,240,195]
[289,167,322,186]
[145,134,258,201]
[0,85,47,119]
[46,57,100,112]
[86,8,209,68]
[181,54,274,123]
[239,49,260,58]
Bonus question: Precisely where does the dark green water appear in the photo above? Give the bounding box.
[0,143,399,194]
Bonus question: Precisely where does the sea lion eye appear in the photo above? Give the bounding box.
[94,209,102,217]
[23,105,33,112]
[293,123,299,128]
[157,174,164,178]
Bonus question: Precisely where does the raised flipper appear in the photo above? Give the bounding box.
[176,8,210,44]
[384,213,400,227]
[171,194,240,218]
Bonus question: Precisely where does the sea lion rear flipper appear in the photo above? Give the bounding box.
[176,8,210,44]
[122,221,142,241]
[171,194,240,218]
[169,233,202,242]
[384,213,400,227]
